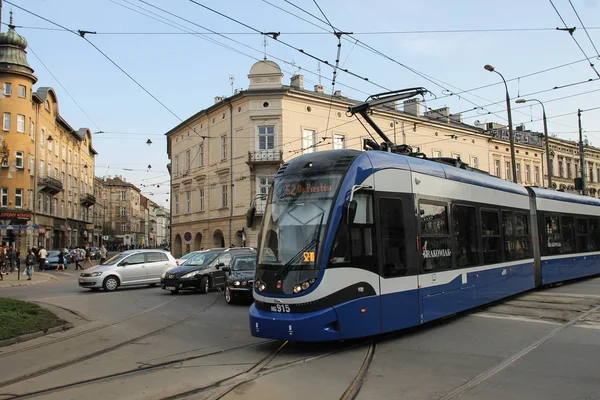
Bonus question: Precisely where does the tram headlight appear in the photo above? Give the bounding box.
[293,285,302,294]
[301,281,310,290]
[259,283,266,291]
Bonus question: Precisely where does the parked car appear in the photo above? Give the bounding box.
[161,248,256,295]
[223,252,256,304]
[78,249,177,291]
[175,250,204,266]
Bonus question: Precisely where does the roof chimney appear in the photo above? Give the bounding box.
[290,74,304,89]
[424,107,451,122]
[214,96,225,104]
[403,98,421,116]
[314,84,324,93]
[334,90,342,97]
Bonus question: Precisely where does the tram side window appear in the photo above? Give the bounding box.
[545,215,562,255]
[481,209,502,264]
[576,218,592,253]
[419,201,452,272]
[453,205,479,268]
[329,193,377,273]
[561,217,576,254]
[380,198,407,277]
[590,219,600,251]
[503,211,532,261]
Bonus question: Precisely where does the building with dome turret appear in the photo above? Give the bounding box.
[165,59,544,257]
[0,12,98,252]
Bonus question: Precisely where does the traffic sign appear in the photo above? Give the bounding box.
[0,225,40,230]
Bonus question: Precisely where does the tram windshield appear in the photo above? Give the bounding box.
[257,173,342,278]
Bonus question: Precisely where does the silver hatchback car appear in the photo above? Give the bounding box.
[78,249,177,291]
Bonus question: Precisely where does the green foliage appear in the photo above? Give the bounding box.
[0,298,64,340]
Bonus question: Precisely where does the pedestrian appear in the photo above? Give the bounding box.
[83,245,93,269]
[15,248,21,272]
[74,247,84,270]
[99,245,107,264]
[25,248,35,280]
[55,249,66,271]
[0,247,6,281]
[38,246,47,272]
[7,246,14,273]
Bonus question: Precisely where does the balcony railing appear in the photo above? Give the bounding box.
[81,193,97,207]
[248,150,283,164]
[255,199,267,215]
[38,174,63,195]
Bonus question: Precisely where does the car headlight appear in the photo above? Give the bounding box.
[90,272,102,277]
[233,280,241,286]
[241,281,247,286]
[181,271,197,279]
[161,272,166,279]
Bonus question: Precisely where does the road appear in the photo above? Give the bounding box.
[0,271,599,400]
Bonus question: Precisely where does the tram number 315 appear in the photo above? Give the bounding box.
[271,304,291,313]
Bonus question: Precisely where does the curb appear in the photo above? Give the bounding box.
[0,273,57,288]
[0,322,74,348]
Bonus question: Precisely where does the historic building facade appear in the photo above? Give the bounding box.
[165,60,546,257]
[0,15,97,252]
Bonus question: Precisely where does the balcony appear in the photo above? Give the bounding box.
[38,175,63,195]
[255,198,267,215]
[81,193,97,207]
[248,150,283,167]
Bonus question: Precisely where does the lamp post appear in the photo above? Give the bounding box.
[515,98,551,188]
[485,64,517,183]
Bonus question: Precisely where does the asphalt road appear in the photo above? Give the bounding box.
[0,271,599,400]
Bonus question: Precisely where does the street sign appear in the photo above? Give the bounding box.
[0,225,40,230]
[184,231,192,244]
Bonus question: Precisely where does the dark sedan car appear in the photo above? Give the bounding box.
[223,253,256,305]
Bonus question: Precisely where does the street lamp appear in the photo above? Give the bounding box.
[515,98,551,188]
[485,64,517,183]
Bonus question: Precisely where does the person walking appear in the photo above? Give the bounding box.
[8,246,14,273]
[99,245,107,264]
[15,248,21,273]
[55,249,66,271]
[0,247,6,281]
[73,247,83,270]
[38,246,47,272]
[25,248,35,280]
[83,245,93,269]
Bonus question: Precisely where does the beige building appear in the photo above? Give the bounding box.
[0,16,97,252]
[94,176,143,248]
[547,136,600,196]
[166,60,549,257]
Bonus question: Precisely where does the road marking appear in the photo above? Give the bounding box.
[472,313,561,326]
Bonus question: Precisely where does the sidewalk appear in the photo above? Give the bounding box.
[0,269,57,288]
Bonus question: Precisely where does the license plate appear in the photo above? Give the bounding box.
[165,286,175,290]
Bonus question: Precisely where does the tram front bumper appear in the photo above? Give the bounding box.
[249,303,340,342]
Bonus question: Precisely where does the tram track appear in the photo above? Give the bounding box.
[0,294,181,359]
[0,292,223,391]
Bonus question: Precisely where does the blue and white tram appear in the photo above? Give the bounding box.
[249,149,600,341]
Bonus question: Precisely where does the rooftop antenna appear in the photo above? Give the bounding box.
[229,75,235,95]
[317,62,322,86]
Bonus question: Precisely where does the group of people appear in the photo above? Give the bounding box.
[0,244,108,281]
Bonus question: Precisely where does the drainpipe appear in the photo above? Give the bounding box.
[227,100,233,246]
[33,102,39,247]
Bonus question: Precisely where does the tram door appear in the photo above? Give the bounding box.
[377,194,422,333]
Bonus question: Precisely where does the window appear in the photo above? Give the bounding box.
[494,160,500,177]
[38,195,43,213]
[3,82,11,96]
[503,211,532,261]
[18,85,26,98]
[575,218,596,252]
[453,205,479,267]
[589,165,594,182]
[199,143,204,167]
[121,191,126,200]
[302,129,316,154]
[122,223,127,232]
[419,201,451,271]
[14,189,23,208]
[121,206,127,217]
[562,160,567,178]
[17,115,25,133]
[534,166,540,184]
[380,198,407,277]
[333,134,345,150]
[1,154,7,168]
[174,194,179,215]
[433,150,442,158]
[40,129,45,148]
[45,100,50,111]
[146,252,169,262]
[258,125,275,150]
[525,164,531,182]
[516,163,521,182]
[39,160,45,177]
[61,200,64,217]
[186,150,191,171]
[1,188,8,207]
[222,184,228,207]
[15,151,23,169]
[174,156,179,176]
[3,112,9,131]
[505,161,511,181]
[28,156,33,175]
[199,188,205,211]
[481,209,502,263]
[470,156,478,169]
[30,120,34,138]
[53,198,58,215]
[452,152,461,160]
[221,135,228,160]
[28,189,32,210]
[560,216,576,254]
[186,191,191,214]
[49,197,53,215]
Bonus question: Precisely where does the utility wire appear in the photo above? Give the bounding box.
[567,0,600,57]
[548,0,600,78]
[312,0,335,32]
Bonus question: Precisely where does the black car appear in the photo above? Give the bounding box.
[223,252,257,305]
[160,248,256,294]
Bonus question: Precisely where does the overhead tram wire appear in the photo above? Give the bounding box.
[27,45,102,133]
[567,0,600,57]
[548,0,600,79]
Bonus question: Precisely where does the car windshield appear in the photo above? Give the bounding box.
[179,252,196,260]
[47,251,60,257]
[182,251,220,266]
[233,256,256,271]
[102,253,128,265]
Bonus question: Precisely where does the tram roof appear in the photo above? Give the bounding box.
[529,186,600,206]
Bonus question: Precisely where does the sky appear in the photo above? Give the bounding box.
[2,0,600,207]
